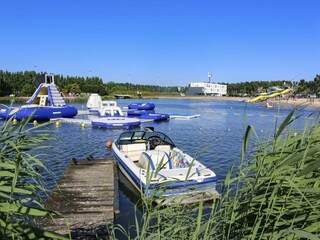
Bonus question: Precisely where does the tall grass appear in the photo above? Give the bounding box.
[111,109,320,239]
[0,118,68,239]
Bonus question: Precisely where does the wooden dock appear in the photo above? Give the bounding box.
[40,158,119,237]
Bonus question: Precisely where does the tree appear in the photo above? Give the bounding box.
[0,71,12,96]
[20,83,36,96]
[63,83,81,95]
[313,74,320,95]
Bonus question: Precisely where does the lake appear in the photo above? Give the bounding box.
[0,98,318,235]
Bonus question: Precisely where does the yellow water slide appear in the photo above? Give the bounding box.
[246,88,292,103]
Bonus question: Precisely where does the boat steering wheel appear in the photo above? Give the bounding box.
[148,136,163,150]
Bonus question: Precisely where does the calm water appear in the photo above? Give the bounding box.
[1,98,319,234]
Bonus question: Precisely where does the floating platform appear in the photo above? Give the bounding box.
[77,110,96,115]
[39,158,119,237]
[140,113,170,121]
[53,118,92,125]
[53,112,199,128]
[91,117,141,128]
[127,109,155,116]
[54,116,154,126]
[169,114,201,120]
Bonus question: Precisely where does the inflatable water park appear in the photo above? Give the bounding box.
[246,87,292,103]
[0,74,78,121]
[0,80,200,128]
[70,94,200,128]
[85,94,142,127]
[84,94,172,127]
[126,102,170,121]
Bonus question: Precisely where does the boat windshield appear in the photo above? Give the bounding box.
[117,131,175,147]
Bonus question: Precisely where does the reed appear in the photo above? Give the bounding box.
[0,118,68,239]
[110,108,320,239]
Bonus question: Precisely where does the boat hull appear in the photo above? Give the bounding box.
[112,143,218,204]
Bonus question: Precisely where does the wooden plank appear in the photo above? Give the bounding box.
[113,160,120,215]
[39,157,119,236]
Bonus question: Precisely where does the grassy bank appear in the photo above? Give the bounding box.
[0,119,67,239]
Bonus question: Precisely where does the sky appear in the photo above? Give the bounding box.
[0,0,319,86]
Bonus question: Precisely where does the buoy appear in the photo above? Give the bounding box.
[106,140,113,149]
[81,122,86,128]
[33,120,37,125]
[13,119,17,124]
[55,121,61,127]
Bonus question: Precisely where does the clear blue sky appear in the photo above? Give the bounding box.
[0,0,319,86]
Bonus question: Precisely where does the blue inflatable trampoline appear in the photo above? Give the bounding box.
[127,109,155,116]
[128,102,155,110]
[139,113,170,121]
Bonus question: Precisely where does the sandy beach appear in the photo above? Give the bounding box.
[157,96,320,108]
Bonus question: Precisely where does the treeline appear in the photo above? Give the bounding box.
[0,70,319,97]
[225,75,320,96]
[0,70,183,97]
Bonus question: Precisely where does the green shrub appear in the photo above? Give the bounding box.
[0,118,68,239]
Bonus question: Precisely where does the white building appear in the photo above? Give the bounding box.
[186,82,227,96]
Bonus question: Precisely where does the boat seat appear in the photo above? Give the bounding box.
[170,148,191,168]
[154,145,171,154]
[139,150,172,170]
[121,143,146,161]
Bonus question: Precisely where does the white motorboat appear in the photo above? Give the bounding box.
[112,128,219,204]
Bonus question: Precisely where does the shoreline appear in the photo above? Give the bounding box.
[157,96,320,108]
[2,96,319,108]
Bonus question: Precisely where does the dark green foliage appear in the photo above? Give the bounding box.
[1,70,319,97]
[20,83,36,97]
[0,70,182,97]
[225,77,320,96]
